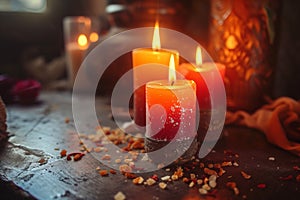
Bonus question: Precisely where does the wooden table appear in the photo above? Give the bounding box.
[1,91,299,200]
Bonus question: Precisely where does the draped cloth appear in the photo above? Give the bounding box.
[226,97,300,156]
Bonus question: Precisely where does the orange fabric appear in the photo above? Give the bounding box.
[226,97,300,156]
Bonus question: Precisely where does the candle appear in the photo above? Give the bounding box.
[178,46,225,110]
[132,22,179,126]
[146,55,196,141]
[65,34,89,84]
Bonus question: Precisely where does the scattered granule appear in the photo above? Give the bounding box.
[110,169,117,174]
[64,117,70,124]
[200,163,205,168]
[133,176,144,185]
[197,179,203,185]
[209,180,217,188]
[130,140,144,149]
[241,171,251,179]
[161,176,170,181]
[96,166,101,170]
[233,187,240,195]
[94,147,102,153]
[124,158,132,164]
[202,184,211,191]
[119,164,132,173]
[73,153,84,161]
[157,163,164,169]
[174,167,184,178]
[209,175,217,182]
[204,168,217,176]
[214,163,221,169]
[151,174,159,181]
[66,153,84,161]
[159,182,167,190]
[233,162,239,167]
[114,191,126,200]
[257,183,266,189]
[242,195,247,199]
[171,175,178,181]
[296,175,300,182]
[199,188,208,195]
[221,161,232,167]
[226,182,239,195]
[124,172,137,179]
[218,168,226,176]
[115,158,122,164]
[165,168,170,172]
[203,177,208,185]
[189,181,195,188]
[208,163,214,168]
[183,177,189,183]
[146,178,156,186]
[128,162,135,168]
[54,147,60,151]
[268,157,275,161]
[190,173,196,180]
[99,170,108,176]
[60,149,67,157]
[38,158,47,165]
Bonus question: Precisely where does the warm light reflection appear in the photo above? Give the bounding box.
[152,21,161,50]
[196,46,203,66]
[77,34,88,47]
[89,32,99,43]
[168,54,176,84]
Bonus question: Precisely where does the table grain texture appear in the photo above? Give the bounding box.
[0,92,299,200]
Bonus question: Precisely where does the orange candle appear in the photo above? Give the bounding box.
[146,55,196,141]
[178,46,225,110]
[132,22,179,126]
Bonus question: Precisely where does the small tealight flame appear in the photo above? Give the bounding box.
[168,54,176,85]
[89,32,99,43]
[77,34,88,47]
[196,46,203,66]
[152,21,161,50]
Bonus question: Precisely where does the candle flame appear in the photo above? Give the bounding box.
[168,54,176,84]
[89,32,99,43]
[152,21,161,50]
[196,46,203,66]
[77,34,88,47]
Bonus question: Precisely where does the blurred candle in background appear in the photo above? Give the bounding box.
[132,22,179,127]
[63,16,91,86]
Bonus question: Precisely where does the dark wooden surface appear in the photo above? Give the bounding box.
[0,91,300,200]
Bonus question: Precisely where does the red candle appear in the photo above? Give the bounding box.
[178,47,225,110]
[146,55,196,141]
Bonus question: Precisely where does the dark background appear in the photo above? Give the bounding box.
[0,0,299,99]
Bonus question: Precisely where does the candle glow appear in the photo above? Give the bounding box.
[168,55,176,84]
[89,32,99,43]
[77,34,88,48]
[196,46,203,66]
[152,21,161,50]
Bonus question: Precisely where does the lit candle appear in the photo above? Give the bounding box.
[132,22,179,126]
[145,55,196,141]
[66,34,89,84]
[178,46,225,110]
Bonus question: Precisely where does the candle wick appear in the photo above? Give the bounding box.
[171,80,175,86]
